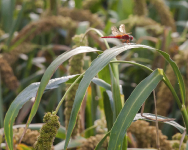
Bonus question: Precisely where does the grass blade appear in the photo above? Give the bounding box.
[1,124,66,139]
[1,0,15,32]
[108,69,163,150]
[85,85,94,137]
[134,113,185,134]
[6,2,27,47]
[0,73,3,128]
[157,50,186,104]
[109,66,122,117]
[55,70,63,125]
[95,132,111,150]
[74,0,82,9]
[110,60,153,73]
[4,75,113,150]
[4,74,81,150]
[64,44,155,149]
[103,91,114,131]
[25,47,99,128]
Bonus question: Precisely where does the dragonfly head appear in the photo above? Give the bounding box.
[129,36,133,41]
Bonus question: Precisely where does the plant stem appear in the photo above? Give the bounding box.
[53,73,84,115]
[161,72,182,109]
[122,134,128,150]
[110,61,153,73]
[181,105,188,134]
[161,71,188,134]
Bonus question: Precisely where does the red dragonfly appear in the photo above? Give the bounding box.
[101,24,133,43]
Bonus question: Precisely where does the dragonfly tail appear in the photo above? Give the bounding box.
[101,36,117,38]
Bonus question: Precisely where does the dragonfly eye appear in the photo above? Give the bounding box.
[129,36,133,41]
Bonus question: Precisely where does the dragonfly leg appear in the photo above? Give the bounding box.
[122,39,126,43]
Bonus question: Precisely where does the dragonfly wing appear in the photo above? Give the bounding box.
[111,26,121,36]
[125,32,132,35]
[119,24,126,34]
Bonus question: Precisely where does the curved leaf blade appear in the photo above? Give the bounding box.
[4,73,112,150]
[157,50,186,104]
[1,124,66,139]
[108,69,163,150]
[64,44,155,149]
[26,47,99,127]
[4,75,78,150]
[95,132,111,150]
[133,113,185,134]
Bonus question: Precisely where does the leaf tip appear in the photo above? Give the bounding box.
[157,68,164,76]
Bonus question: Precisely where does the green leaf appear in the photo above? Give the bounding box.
[54,70,63,125]
[9,27,37,52]
[54,136,86,150]
[0,123,66,139]
[25,47,99,130]
[108,69,163,150]
[117,0,133,20]
[0,73,3,128]
[98,65,113,130]
[1,0,15,32]
[134,113,185,134]
[109,66,122,117]
[64,44,155,150]
[74,0,82,9]
[186,141,188,150]
[94,112,184,150]
[6,2,27,48]
[157,50,186,104]
[127,148,157,150]
[98,66,111,84]
[84,27,110,49]
[4,72,114,150]
[103,91,114,130]
[95,77,117,122]
[110,60,153,73]
[95,132,111,150]
[76,21,89,34]
[4,75,78,150]
[85,85,94,138]
[92,78,111,91]
[56,125,66,139]
[167,1,188,9]
[161,70,182,109]
[4,74,115,150]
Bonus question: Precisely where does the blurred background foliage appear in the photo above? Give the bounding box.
[0,0,188,149]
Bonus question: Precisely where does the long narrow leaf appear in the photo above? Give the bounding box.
[4,75,77,150]
[109,66,122,117]
[134,113,185,133]
[103,91,114,130]
[54,136,86,150]
[64,44,155,149]
[0,73,3,128]
[157,50,186,104]
[1,0,14,32]
[1,124,66,139]
[74,0,82,8]
[98,65,113,130]
[6,2,26,47]
[95,132,111,150]
[4,74,111,149]
[108,69,163,150]
[26,47,99,128]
